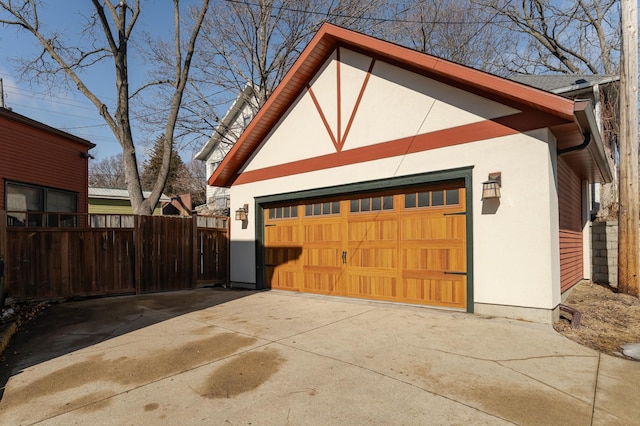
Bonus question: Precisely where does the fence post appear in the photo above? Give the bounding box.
[134,215,142,294]
[192,213,198,289]
[0,210,6,307]
[226,216,231,288]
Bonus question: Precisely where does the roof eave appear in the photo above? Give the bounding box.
[208,23,581,187]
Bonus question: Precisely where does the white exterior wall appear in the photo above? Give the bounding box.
[230,132,561,313]
[228,48,563,320]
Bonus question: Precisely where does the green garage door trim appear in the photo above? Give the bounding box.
[254,166,474,312]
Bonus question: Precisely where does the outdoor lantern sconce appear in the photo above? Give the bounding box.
[235,204,249,221]
[482,172,502,200]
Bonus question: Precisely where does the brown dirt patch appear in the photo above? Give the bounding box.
[2,333,257,410]
[554,281,640,359]
[199,348,285,399]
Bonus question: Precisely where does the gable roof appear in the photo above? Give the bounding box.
[0,107,96,149]
[195,83,256,161]
[209,23,611,187]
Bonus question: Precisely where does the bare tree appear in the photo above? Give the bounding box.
[161,0,385,144]
[380,0,510,75]
[180,159,207,206]
[473,0,620,75]
[89,154,127,189]
[0,0,210,215]
[473,0,621,221]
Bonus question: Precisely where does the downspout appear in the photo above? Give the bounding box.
[557,132,591,156]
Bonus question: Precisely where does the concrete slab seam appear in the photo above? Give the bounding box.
[272,339,514,424]
[495,359,597,407]
[590,353,601,425]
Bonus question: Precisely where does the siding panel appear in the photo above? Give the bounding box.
[0,112,92,217]
[558,157,583,292]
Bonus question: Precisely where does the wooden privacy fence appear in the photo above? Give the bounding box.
[0,211,229,300]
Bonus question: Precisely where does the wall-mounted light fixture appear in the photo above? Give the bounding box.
[235,204,249,221]
[482,172,502,199]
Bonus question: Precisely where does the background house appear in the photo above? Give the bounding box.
[88,187,170,216]
[208,24,612,324]
[195,84,256,215]
[0,107,95,227]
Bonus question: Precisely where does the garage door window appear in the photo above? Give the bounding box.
[350,195,393,213]
[405,189,460,209]
[305,201,340,216]
[268,205,298,219]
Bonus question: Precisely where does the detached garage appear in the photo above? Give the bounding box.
[208,24,612,323]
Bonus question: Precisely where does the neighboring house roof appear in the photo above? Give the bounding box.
[509,74,619,95]
[89,187,171,202]
[0,107,96,149]
[195,83,257,161]
[209,23,612,188]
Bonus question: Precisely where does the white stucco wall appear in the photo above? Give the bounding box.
[228,47,563,318]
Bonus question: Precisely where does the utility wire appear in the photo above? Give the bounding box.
[223,0,512,25]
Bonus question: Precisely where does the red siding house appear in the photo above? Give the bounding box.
[0,107,95,227]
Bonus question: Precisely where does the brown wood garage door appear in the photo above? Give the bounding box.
[264,182,467,309]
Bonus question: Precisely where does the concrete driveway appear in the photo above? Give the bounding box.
[0,289,638,425]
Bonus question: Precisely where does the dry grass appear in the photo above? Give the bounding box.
[554,281,640,359]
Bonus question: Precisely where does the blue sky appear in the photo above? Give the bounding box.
[0,0,191,162]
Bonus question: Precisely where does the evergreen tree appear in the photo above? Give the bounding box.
[141,135,187,196]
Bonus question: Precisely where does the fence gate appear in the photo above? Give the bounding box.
[0,211,229,300]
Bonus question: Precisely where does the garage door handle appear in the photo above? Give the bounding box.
[444,271,466,275]
[342,251,347,264]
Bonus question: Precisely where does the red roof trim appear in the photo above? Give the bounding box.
[209,23,576,187]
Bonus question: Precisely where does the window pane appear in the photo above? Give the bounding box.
[47,190,76,212]
[350,199,359,213]
[322,202,331,215]
[405,193,416,208]
[332,201,340,214]
[313,203,321,216]
[291,206,298,218]
[446,189,459,205]
[275,207,283,218]
[7,184,43,211]
[361,198,370,211]
[383,196,393,210]
[269,209,275,219]
[305,204,312,216]
[371,197,381,211]
[417,191,430,207]
[432,190,444,206]
[283,207,290,218]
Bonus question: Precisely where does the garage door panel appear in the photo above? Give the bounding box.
[349,247,397,268]
[348,219,398,241]
[265,223,299,243]
[264,182,467,309]
[346,275,397,299]
[305,222,342,242]
[400,277,466,307]
[304,247,342,268]
[303,271,343,294]
[265,246,302,266]
[268,268,300,290]
[401,216,465,240]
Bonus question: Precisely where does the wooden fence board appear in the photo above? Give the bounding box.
[1,212,228,300]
